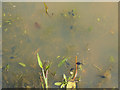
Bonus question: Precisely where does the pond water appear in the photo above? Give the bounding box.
[2,2,118,88]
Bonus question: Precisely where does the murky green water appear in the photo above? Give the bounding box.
[2,2,118,88]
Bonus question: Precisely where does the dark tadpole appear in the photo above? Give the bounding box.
[70,68,74,71]
[98,75,106,78]
[76,62,83,65]
[10,56,14,59]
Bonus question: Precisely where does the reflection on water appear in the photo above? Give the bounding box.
[2,2,118,88]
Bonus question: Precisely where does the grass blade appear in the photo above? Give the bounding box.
[58,57,68,67]
[63,74,67,82]
[37,53,43,69]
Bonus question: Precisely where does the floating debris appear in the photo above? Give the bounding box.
[19,63,26,67]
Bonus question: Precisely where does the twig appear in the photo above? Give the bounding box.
[73,56,77,81]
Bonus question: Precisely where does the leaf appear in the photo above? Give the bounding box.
[54,82,62,86]
[58,57,68,67]
[37,53,43,68]
[60,83,66,88]
[19,63,26,67]
[57,56,60,59]
[63,74,67,82]
[45,64,50,71]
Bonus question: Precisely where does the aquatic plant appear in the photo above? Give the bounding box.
[55,56,81,88]
[37,53,49,88]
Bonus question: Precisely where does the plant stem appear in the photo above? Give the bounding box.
[42,68,48,88]
[73,56,77,81]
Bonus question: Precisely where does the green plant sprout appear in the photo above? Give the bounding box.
[37,53,50,88]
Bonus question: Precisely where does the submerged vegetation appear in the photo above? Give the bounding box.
[2,2,117,89]
[37,53,49,88]
[55,56,81,88]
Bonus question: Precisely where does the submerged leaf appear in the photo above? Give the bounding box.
[19,63,26,67]
[54,82,62,86]
[57,56,60,59]
[109,56,115,63]
[58,57,68,67]
[37,53,43,68]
